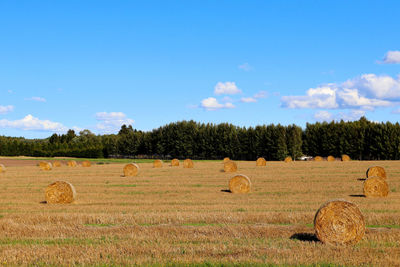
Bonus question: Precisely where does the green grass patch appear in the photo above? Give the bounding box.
[84,223,116,227]
[367,224,400,229]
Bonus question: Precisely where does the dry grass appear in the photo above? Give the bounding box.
[0,159,399,265]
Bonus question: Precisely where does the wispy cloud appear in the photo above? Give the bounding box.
[238,63,253,71]
[314,110,366,122]
[241,97,257,103]
[0,114,67,132]
[26,96,46,102]
[95,112,134,133]
[0,105,14,114]
[254,90,267,99]
[214,82,242,95]
[200,97,235,111]
[381,50,400,64]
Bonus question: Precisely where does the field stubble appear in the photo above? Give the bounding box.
[0,160,399,266]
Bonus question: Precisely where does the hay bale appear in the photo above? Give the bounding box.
[223,157,230,162]
[183,159,194,168]
[67,160,77,167]
[171,158,180,166]
[256,157,266,166]
[45,181,76,204]
[314,199,365,245]
[81,160,91,167]
[153,160,163,168]
[52,161,62,167]
[0,164,5,172]
[363,176,389,197]
[327,156,335,162]
[284,156,292,163]
[123,163,139,177]
[366,166,387,179]
[229,174,251,194]
[39,161,52,171]
[224,160,237,172]
[341,154,351,161]
[314,156,323,161]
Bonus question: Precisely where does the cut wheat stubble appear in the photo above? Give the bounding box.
[314,199,365,246]
[45,181,76,204]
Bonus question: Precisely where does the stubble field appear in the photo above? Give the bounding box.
[0,158,399,266]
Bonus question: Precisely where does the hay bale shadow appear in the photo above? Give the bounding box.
[39,201,47,204]
[357,178,366,181]
[290,233,319,243]
[349,194,365,198]
[221,189,231,193]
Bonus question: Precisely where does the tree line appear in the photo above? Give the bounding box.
[0,117,399,160]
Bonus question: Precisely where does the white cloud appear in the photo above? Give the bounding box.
[200,97,235,111]
[254,90,268,99]
[282,74,399,111]
[0,105,14,114]
[241,97,257,103]
[314,110,365,122]
[0,114,67,132]
[214,82,241,95]
[95,112,134,133]
[26,96,46,102]
[314,111,333,121]
[382,50,400,64]
[238,63,253,71]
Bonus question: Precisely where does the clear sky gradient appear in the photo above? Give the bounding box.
[1,1,399,138]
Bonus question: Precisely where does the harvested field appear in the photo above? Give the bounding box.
[0,158,399,266]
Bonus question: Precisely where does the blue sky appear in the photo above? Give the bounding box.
[1,1,399,138]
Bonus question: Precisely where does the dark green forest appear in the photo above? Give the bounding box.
[0,117,399,160]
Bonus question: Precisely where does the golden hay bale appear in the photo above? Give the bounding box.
[314,156,323,161]
[363,176,389,198]
[0,164,5,172]
[366,166,387,179]
[153,160,163,168]
[284,156,292,163]
[171,158,180,166]
[45,181,76,204]
[327,156,335,162]
[52,161,62,167]
[39,161,52,171]
[314,199,365,245]
[123,163,139,177]
[341,154,351,161]
[224,160,237,172]
[183,159,194,168]
[223,157,230,162]
[67,160,77,167]
[229,174,251,194]
[256,157,267,166]
[81,160,91,167]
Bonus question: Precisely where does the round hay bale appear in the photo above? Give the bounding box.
[67,160,77,167]
[223,157,230,163]
[52,161,62,167]
[229,174,251,194]
[366,166,387,179]
[256,157,266,166]
[224,160,237,172]
[314,199,365,245]
[0,164,5,172]
[123,163,139,177]
[45,181,76,204]
[341,154,351,161]
[327,156,335,162]
[183,159,194,168]
[81,160,91,167]
[363,176,389,197]
[39,161,52,171]
[153,160,163,168]
[171,158,180,166]
[284,156,292,163]
[314,156,323,161]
